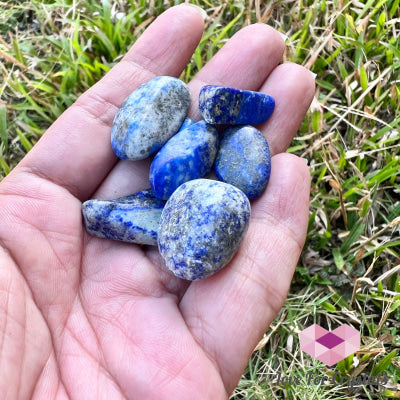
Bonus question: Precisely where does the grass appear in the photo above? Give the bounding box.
[1,0,400,398]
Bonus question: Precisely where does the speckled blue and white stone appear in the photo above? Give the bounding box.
[82,189,165,245]
[215,125,271,200]
[199,85,275,125]
[150,121,219,200]
[158,179,251,280]
[111,76,191,161]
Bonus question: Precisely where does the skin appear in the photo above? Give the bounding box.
[0,5,315,400]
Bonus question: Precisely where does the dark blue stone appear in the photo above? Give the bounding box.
[199,85,275,125]
[158,179,251,280]
[150,121,219,200]
[82,189,165,245]
[215,125,271,200]
[111,76,191,161]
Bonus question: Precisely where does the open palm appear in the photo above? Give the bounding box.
[0,5,314,399]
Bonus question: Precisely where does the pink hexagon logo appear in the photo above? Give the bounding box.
[299,324,360,366]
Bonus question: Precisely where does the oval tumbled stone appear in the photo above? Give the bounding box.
[158,179,251,280]
[111,76,191,160]
[199,85,275,125]
[150,121,219,200]
[215,125,271,200]
[82,189,165,245]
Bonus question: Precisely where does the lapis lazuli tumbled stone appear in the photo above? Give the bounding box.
[199,85,275,125]
[158,179,251,280]
[215,125,271,200]
[150,121,219,200]
[82,189,165,245]
[111,76,191,161]
[179,117,195,131]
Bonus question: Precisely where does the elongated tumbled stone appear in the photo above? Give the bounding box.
[215,125,271,200]
[158,179,251,280]
[150,121,219,200]
[82,189,165,245]
[111,76,191,160]
[199,85,275,125]
[179,117,194,131]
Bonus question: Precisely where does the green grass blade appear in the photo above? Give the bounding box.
[341,221,365,254]
[371,350,397,376]
[0,104,7,152]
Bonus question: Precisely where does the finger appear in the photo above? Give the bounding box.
[11,5,204,201]
[257,62,315,155]
[94,23,285,199]
[179,154,311,393]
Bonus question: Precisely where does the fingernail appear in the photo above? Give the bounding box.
[184,3,208,20]
[309,70,317,79]
[277,31,289,43]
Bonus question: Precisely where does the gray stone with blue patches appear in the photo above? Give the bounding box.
[111,76,191,160]
[199,85,275,125]
[150,121,219,200]
[158,179,250,280]
[82,189,165,245]
[215,125,271,200]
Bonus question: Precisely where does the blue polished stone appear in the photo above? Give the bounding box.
[215,125,271,200]
[150,121,219,200]
[158,179,251,280]
[179,117,194,131]
[199,85,275,125]
[111,76,191,161]
[82,189,165,245]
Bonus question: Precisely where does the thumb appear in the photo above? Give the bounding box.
[179,153,310,393]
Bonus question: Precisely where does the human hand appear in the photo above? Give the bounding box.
[0,5,314,399]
